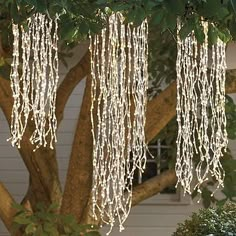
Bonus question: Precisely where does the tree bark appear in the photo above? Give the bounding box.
[146,78,236,143]
[61,75,93,223]
[132,170,177,207]
[0,182,16,233]
[146,81,177,143]
[0,77,62,207]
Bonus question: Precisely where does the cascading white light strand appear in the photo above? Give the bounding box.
[9,13,59,150]
[176,20,228,195]
[90,13,148,233]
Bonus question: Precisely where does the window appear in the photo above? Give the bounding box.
[133,139,191,205]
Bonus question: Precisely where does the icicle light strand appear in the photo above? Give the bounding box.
[90,13,148,233]
[9,13,59,150]
[176,20,227,195]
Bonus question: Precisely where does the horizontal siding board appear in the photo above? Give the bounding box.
[0,158,69,171]
[101,227,176,236]
[3,183,27,196]
[0,146,74,159]
[56,133,74,145]
[57,121,77,133]
[122,214,189,227]
[0,222,7,234]
[0,170,28,183]
[130,204,200,215]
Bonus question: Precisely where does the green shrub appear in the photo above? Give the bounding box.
[12,202,100,236]
[173,203,236,236]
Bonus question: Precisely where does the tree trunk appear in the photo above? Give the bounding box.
[61,75,93,223]
[0,77,62,208]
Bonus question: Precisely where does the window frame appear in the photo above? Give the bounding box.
[136,139,192,205]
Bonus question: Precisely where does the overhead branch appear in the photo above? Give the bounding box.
[132,170,177,207]
[146,73,236,143]
[0,182,16,233]
[146,81,176,143]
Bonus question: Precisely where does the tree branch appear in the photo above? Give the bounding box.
[146,75,236,143]
[132,170,177,207]
[0,77,62,207]
[146,81,176,143]
[0,182,16,233]
[61,75,93,223]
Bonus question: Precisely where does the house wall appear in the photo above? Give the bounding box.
[0,44,236,236]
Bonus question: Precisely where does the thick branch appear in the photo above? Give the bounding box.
[132,170,177,207]
[0,77,62,206]
[56,51,90,124]
[0,182,16,233]
[146,76,236,143]
[146,81,176,143]
[61,75,93,222]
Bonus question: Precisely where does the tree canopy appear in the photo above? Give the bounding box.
[1,0,236,45]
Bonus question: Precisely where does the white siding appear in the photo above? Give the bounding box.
[0,44,235,236]
[100,203,201,236]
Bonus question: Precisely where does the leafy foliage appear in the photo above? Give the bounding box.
[173,202,236,236]
[0,0,236,46]
[12,202,100,236]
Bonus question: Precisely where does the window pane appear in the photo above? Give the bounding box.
[133,139,176,194]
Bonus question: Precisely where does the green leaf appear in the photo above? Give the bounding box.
[216,198,228,207]
[47,203,59,212]
[11,1,20,23]
[25,223,37,234]
[143,1,157,11]
[61,214,75,225]
[164,0,185,15]
[61,27,77,42]
[110,3,131,12]
[63,225,73,234]
[43,222,59,236]
[22,0,37,6]
[217,27,232,43]
[13,215,32,225]
[179,22,193,39]
[135,6,147,24]
[12,203,25,212]
[208,24,218,45]
[35,0,47,13]
[79,22,89,35]
[163,12,176,31]
[150,10,164,25]
[194,22,205,44]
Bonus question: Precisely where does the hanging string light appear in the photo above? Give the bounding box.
[9,13,59,150]
[90,13,148,233]
[176,20,228,195]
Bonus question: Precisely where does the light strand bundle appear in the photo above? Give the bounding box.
[9,13,59,150]
[176,20,228,195]
[90,13,148,233]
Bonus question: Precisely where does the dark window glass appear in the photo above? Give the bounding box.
[133,139,176,194]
